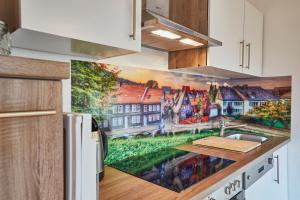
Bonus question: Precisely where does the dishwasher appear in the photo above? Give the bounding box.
[243,154,274,198]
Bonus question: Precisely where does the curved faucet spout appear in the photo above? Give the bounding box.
[219,120,247,137]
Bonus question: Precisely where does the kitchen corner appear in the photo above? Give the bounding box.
[0,0,299,200]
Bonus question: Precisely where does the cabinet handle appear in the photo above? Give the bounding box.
[273,155,280,184]
[239,40,245,68]
[245,43,251,69]
[129,0,137,40]
[0,110,56,118]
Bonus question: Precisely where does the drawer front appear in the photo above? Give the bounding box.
[0,78,61,112]
[0,115,64,200]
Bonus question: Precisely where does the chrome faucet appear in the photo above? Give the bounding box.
[219,120,247,137]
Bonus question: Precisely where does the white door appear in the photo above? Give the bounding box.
[20,0,141,52]
[243,0,263,76]
[208,0,245,73]
[245,145,288,200]
[124,117,129,128]
[143,115,148,126]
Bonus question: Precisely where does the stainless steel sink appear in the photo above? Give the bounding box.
[226,134,269,143]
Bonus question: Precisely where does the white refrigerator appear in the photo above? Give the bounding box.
[64,113,98,200]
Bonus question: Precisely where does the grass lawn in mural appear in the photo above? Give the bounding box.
[105,129,219,165]
[71,60,292,165]
[105,128,270,165]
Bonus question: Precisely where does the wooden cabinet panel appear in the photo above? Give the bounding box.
[0,56,67,200]
[168,0,208,69]
[0,56,70,80]
[169,0,208,34]
[0,115,64,200]
[169,48,207,69]
[0,79,61,113]
[0,0,20,32]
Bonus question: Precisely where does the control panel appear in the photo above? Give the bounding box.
[222,175,243,199]
[200,174,243,200]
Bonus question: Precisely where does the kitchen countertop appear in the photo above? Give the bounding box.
[100,135,289,200]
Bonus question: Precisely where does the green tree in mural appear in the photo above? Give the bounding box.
[208,84,218,103]
[146,80,159,88]
[196,97,203,112]
[71,61,120,122]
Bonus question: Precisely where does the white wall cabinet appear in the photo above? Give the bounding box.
[243,1,264,76]
[11,0,141,58]
[208,0,245,74]
[208,0,263,77]
[245,145,288,200]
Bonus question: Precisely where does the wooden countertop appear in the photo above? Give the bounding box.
[100,136,289,200]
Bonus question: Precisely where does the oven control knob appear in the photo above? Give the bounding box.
[208,198,216,200]
[247,175,251,180]
[225,186,231,195]
[234,180,241,188]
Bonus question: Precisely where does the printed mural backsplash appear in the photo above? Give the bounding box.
[71,61,291,166]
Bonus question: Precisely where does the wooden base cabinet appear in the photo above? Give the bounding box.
[245,145,288,200]
[0,55,69,200]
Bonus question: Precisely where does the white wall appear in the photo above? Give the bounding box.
[248,0,300,199]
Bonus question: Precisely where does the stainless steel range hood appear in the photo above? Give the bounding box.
[142,2,222,52]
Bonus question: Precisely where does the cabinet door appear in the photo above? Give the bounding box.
[208,0,244,73]
[0,115,64,200]
[243,0,263,76]
[0,78,64,200]
[245,145,288,200]
[272,145,288,200]
[20,0,141,52]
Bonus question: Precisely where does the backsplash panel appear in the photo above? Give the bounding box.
[71,61,291,165]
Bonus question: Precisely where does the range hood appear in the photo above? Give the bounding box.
[142,8,222,52]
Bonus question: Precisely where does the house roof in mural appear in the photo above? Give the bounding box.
[142,88,163,104]
[234,86,278,101]
[280,91,291,99]
[115,84,162,104]
[115,84,145,104]
[218,86,243,101]
[273,87,292,99]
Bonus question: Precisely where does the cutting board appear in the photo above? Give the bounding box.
[193,136,261,153]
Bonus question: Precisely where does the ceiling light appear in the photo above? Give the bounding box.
[180,38,204,47]
[151,30,181,40]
